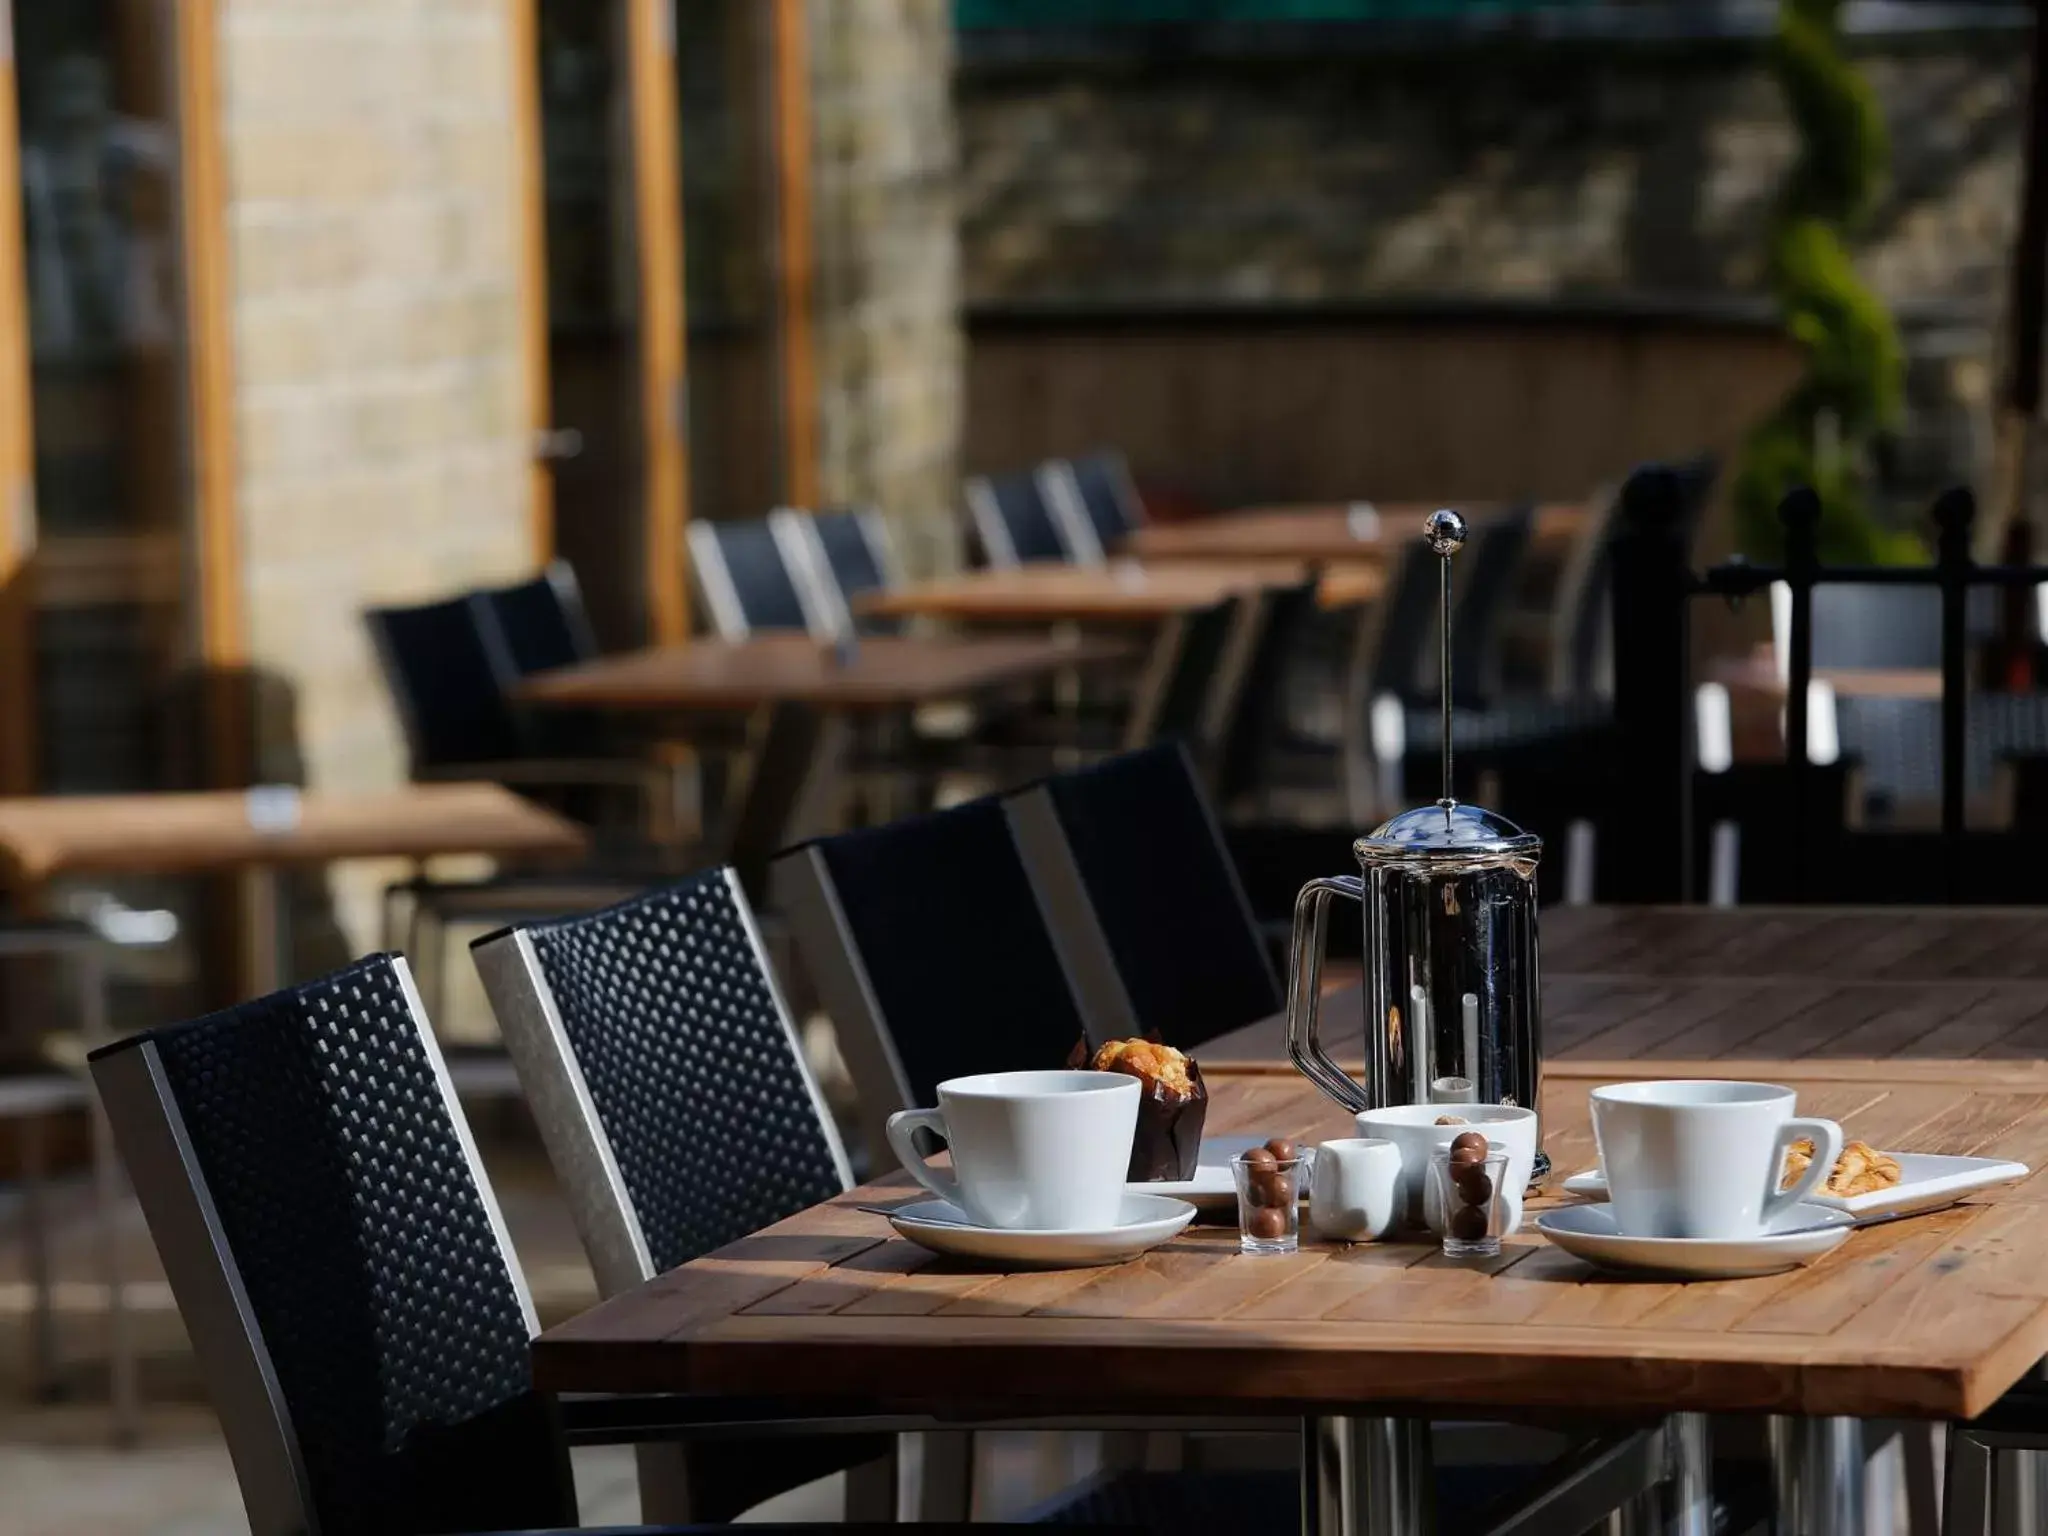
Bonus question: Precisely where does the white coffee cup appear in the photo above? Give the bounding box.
[1354,1102,1539,1234]
[1310,1138,1403,1242]
[885,1069,1139,1231]
[1590,1080,1843,1240]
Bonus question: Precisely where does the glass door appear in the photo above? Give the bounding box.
[532,0,689,647]
[12,0,192,793]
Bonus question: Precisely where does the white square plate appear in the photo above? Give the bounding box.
[1562,1151,2028,1226]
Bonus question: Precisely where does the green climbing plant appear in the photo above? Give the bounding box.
[1734,0,1918,562]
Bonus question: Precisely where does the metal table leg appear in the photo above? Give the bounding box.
[79,946,136,1446]
[1304,1415,1432,1536]
[1770,1415,1863,1534]
[1666,1412,1713,1536]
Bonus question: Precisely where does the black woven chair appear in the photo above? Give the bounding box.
[1006,744,1280,1051]
[87,953,947,1535]
[966,469,1096,567]
[799,506,899,632]
[470,868,849,1291]
[470,868,907,1521]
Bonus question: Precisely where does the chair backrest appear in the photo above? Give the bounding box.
[471,868,849,1296]
[1359,540,1441,703]
[1447,503,1534,708]
[1050,451,1144,548]
[1006,743,1280,1050]
[1215,578,1321,803]
[1559,456,1718,699]
[965,470,1091,567]
[773,798,1092,1164]
[364,594,526,772]
[1125,597,1241,753]
[688,515,830,639]
[800,507,900,635]
[88,954,569,1536]
[473,562,599,677]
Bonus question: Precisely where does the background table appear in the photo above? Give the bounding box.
[1128,502,1587,563]
[0,782,586,992]
[520,633,1137,890]
[518,633,1133,712]
[857,561,1384,625]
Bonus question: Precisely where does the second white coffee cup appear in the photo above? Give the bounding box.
[1590,1079,1842,1240]
[886,1069,1139,1230]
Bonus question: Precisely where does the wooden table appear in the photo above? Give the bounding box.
[534,905,2048,1531]
[0,782,584,883]
[0,782,586,991]
[855,560,1384,625]
[535,1056,2048,1532]
[518,633,1133,712]
[1128,502,1587,564]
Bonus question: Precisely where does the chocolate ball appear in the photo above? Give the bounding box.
[1251,1170,1292,1208]
[1242,1146,1279,1176]
[1448,1131,1490,1159]
[1454,1165,1494,1205]
[1449,1204,1490,1241]
[1264,1137,1297,1164]
[1449,1143,1487,1169]
[1247,1204,1289,1240]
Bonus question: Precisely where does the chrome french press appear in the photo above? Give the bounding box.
[1286,509,1547,1177]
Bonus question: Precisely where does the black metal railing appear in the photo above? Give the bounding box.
[1606,466,2048,905]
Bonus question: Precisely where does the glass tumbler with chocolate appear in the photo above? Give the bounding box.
[1072,1037,1208,1181]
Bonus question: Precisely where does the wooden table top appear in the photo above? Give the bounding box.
[1128,502,1587,564]
[855,560,1384,624]
[0,782,586,884]
[533,1057,2048,1421]
[518,633,1135,713]
[1205,905,2048,1069]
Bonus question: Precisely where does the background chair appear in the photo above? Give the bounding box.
[688,516,836,639]
[1043,451,1145,550]
[471,869,901,1524]
[1005,745,1281,1050]
[966,469,1099,567]
[800,506,902,635]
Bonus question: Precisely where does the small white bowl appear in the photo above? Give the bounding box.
[1352,1102,1539,1233]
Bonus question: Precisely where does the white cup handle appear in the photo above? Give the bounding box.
[1763,1116,1843,1224]
[885,1107,961,1207]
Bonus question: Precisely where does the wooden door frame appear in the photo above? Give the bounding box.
[0,0,36,795]
[175,0,247,787]
[627,0,690,643]
[767,0,817,512]
[510,0,554,567]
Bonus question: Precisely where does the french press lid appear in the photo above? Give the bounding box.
[1357,508,1542,873]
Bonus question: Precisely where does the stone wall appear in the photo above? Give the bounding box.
[956,28,2028,491]
[221,0,534,946]
[809,0,965,577]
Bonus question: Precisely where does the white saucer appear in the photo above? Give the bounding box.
[1127,1134,1311,1209]
[885,1193,1196,1269]
[1537,1202,1853,1279]
[1561,1151,2027,1226]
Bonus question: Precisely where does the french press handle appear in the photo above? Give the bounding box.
[1285,875,1370,1113]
